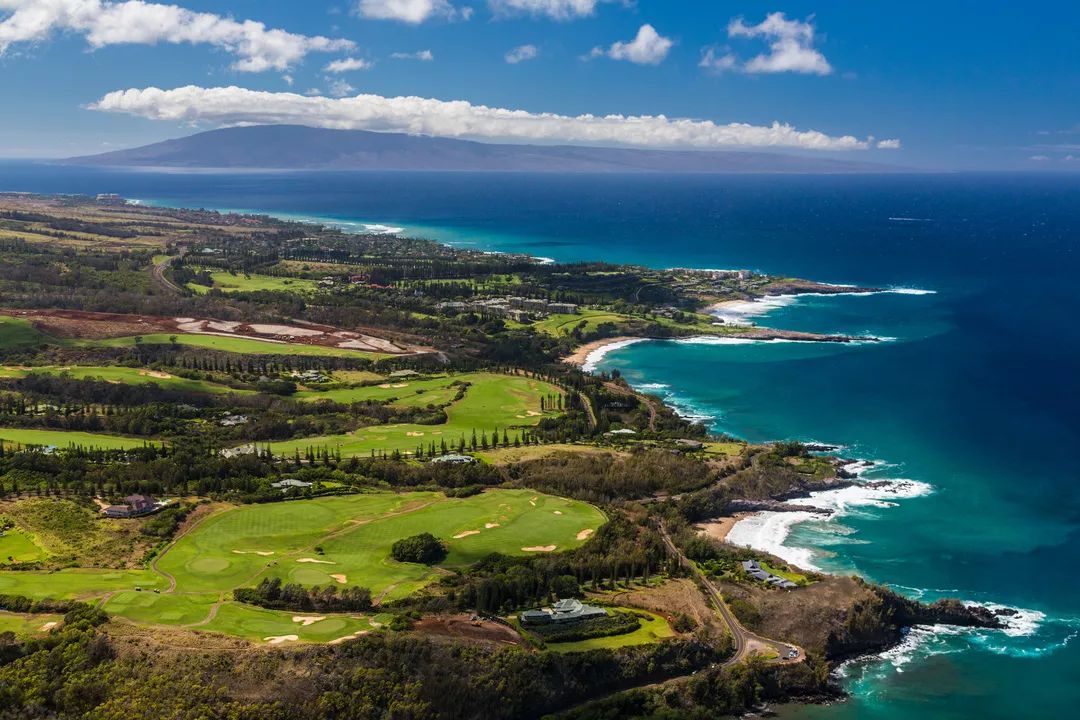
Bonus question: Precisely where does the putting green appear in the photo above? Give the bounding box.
[0,428,157,451]
[271,373,563,457]
[197,602,374,643]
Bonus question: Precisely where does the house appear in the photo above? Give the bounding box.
[389,370,420,378]
[548,302,578,315]
[520,598,607,625]
[675,439,705,451]
[218,414,249,427]
[271,479,313,490]
[605,428,637,437]
[430,453,476,465]
[101,494,162,519]
[742,559,797,589]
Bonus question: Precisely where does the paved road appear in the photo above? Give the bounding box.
[150,253,185,295]
[659,522,800,666]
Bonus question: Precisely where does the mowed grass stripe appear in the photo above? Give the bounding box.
[0,428,159,451]
[0,365,248,395]
[272,373,561,457]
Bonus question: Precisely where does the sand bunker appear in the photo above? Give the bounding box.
[329,630,370,645]
[526,410,542,417]
[406,431,425,437]
[297,557,335,565]
[292,616,326,627]
[264,634,299,645]
[453,530,481,539]
[39,621,58,631]
[553,511,563,515]
[330,574,348,584]
[576,529,594,541]
[484,523,500,529]
[391,383,408,388]
[522,545,557,552]
[529,497,538,506]
[232,550,274,556]
[378,383,393,389]
[139,370,172,379]
[248,324,324,337]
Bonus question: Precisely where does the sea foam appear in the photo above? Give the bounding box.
[581,338,647,373]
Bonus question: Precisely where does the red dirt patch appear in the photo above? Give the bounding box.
[413,614,524,647]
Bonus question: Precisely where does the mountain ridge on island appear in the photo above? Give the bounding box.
[64,124,905,174]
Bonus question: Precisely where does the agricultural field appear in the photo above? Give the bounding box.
[273,373,563,456]
[543,609,675,653]
[0,365,249,395]
[0,490,606,643]
[0,428,158,451]
[187,269,320,296]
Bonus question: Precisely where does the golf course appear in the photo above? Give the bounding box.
[273,372,564,456]
[0,365,248,395]
[0,489,606,643]
[0,428,158,451]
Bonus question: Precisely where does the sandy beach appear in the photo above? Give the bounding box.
[695,513,754,542]
[561,336,640,368]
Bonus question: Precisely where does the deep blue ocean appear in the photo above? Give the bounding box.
[2,164,1078,719]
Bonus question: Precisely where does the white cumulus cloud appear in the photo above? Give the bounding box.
[355,0,459,23]
[726,13,832,75]
[90,84,885,152]
[489,0,600,20]
[390,49,434,60]
[699,47,737,72]
[0,0,354,72]
[325,57,373,73]
[591,24,672,65]
[505,44,538,64]
[876,138,901,150]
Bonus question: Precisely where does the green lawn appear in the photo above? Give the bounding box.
[0,528,48,564]
[197,602,375,643]
[0,316,46,347]
[0,612,63,637]
[0,428,159,451]
[81,333,387,359]
[272,373,562,457]
[0,365,249,395]
[533,311,632,337]
[157,489,605,603]
[543,609,675,653]
[0,569,164,600]
[188,269,320,296]
[295,374,458,407]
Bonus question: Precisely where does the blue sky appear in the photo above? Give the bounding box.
[0,0,1077,169]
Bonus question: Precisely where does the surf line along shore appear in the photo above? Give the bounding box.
[562,326,874,371]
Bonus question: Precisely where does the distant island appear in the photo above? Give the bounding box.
[64,124,904,174]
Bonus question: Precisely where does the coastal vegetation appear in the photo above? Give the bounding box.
[0,194,1005,718]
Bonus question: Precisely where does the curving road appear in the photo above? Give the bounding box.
[150,253,185,295]
[658,522,800,666]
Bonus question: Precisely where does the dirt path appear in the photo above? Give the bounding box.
[604,380,658,431]
[151,504,223,593]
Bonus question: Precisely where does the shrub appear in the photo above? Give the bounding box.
[390,533,447,564]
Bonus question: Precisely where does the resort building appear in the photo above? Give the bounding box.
[742,560,797,589]
[270,479,314,490]
[101,494,163,519]
[430,453,477,465]
[520,598,607,625]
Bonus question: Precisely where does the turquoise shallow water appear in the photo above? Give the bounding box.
[2,166,1078,718]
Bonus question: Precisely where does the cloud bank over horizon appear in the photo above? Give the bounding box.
[0,0,354,72]
[90,85,899,151]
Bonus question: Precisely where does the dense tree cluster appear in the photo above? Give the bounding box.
[391,533,447,565]
[233,577,373,612]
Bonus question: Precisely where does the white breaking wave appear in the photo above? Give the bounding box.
[581,338,647,373]
[360,223,404,235]
[888,216,933,222]
[887,287,937,295]
[726,464,934,571]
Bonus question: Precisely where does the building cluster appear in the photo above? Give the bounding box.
[520,598,607,625]
[435,296,578,322]
[742,559,798,589]
[101,494,164,519]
